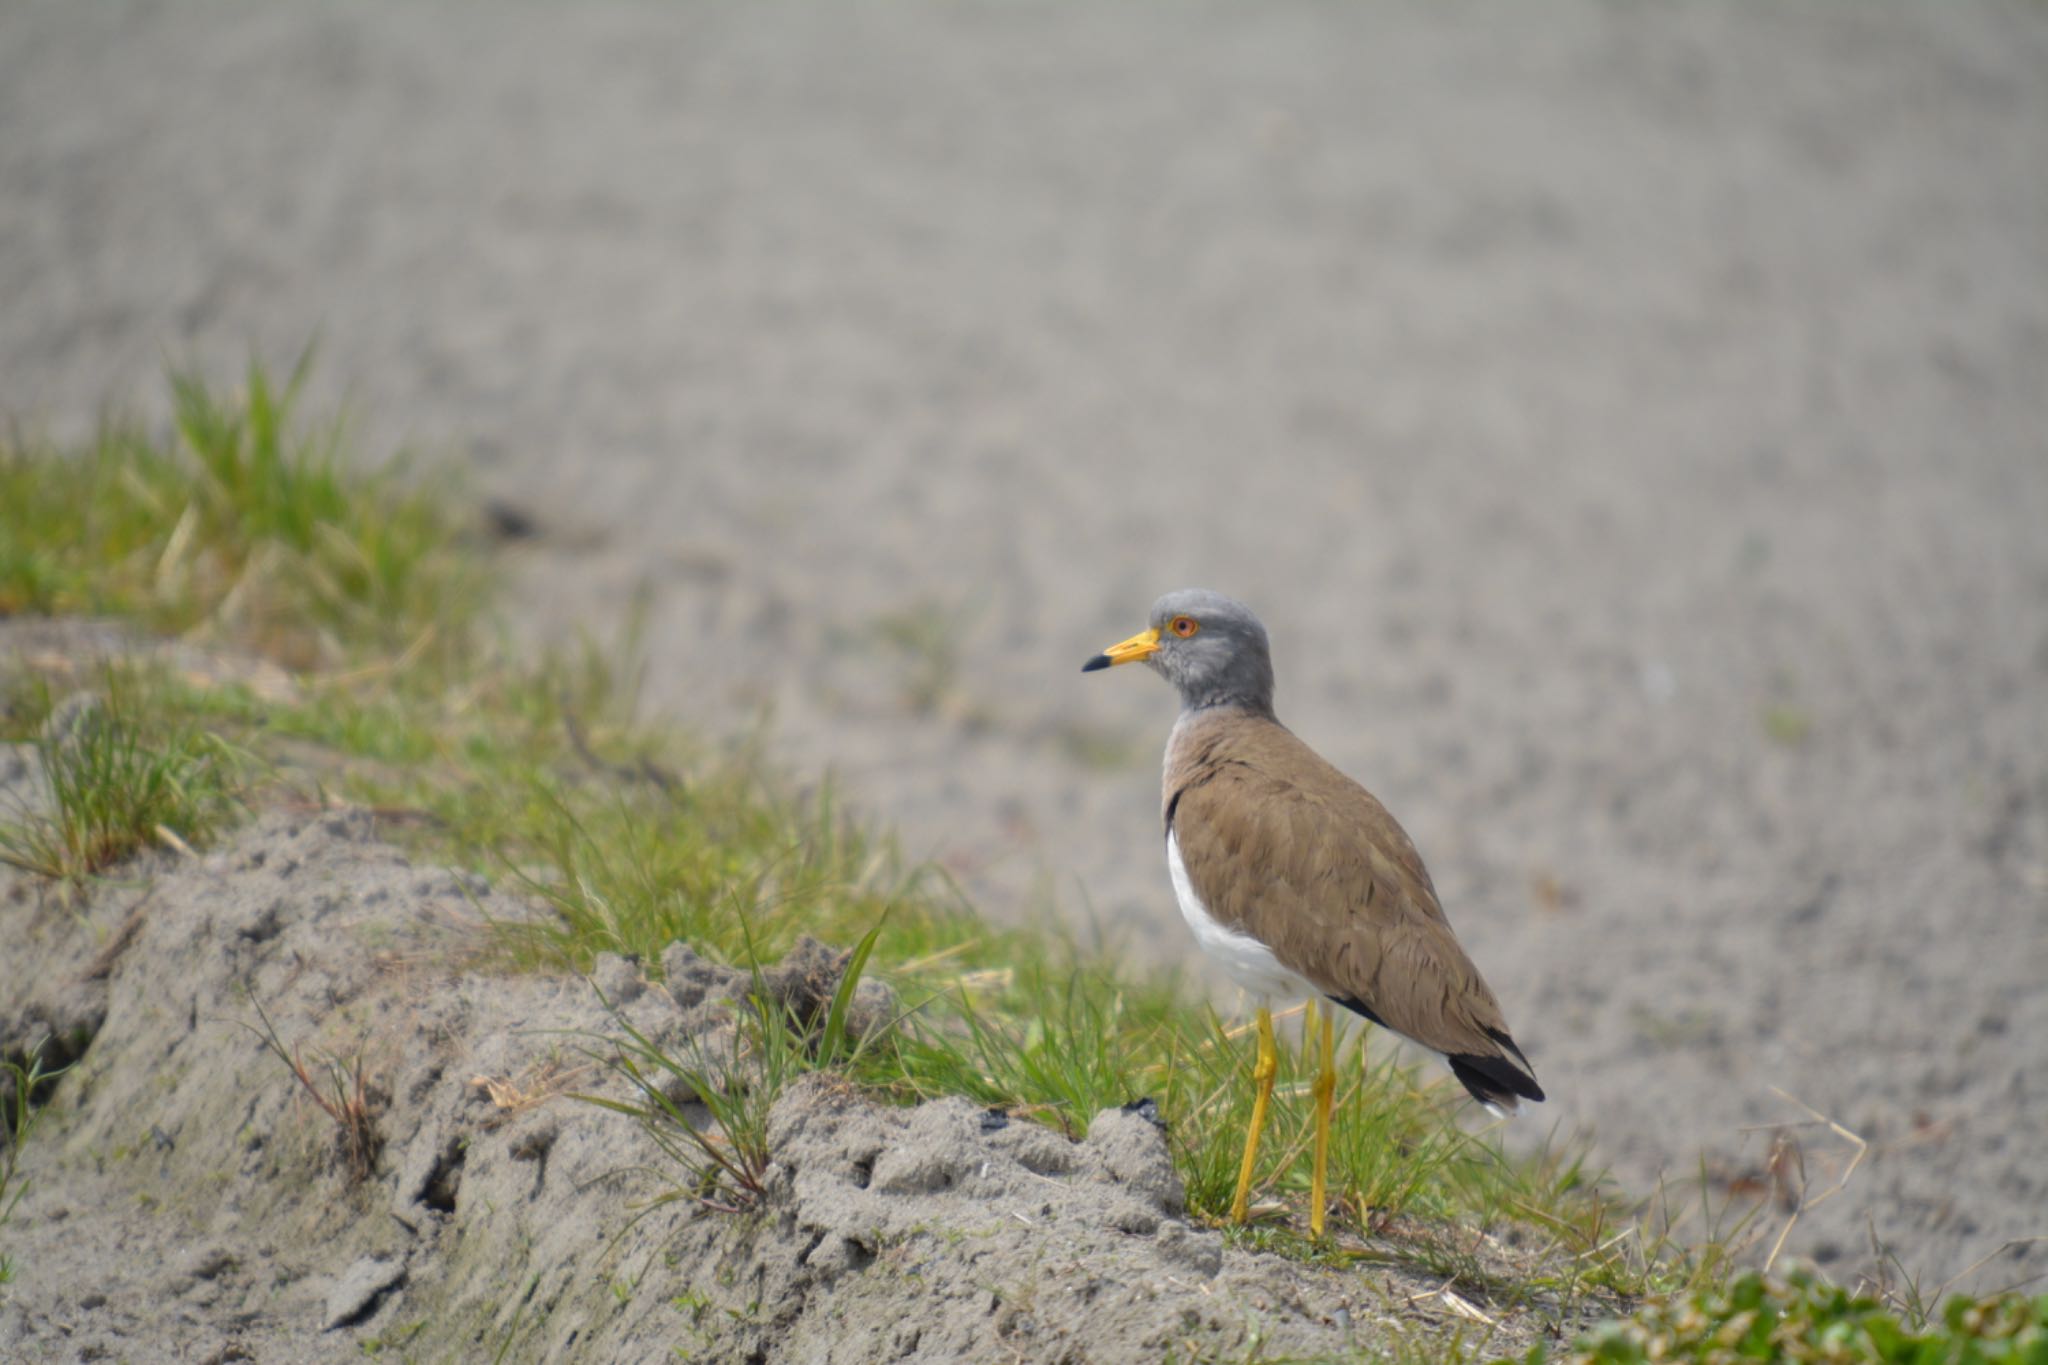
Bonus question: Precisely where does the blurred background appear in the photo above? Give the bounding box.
[4,0,2045,1288]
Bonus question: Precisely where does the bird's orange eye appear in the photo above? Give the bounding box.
[1170,616,1199,638]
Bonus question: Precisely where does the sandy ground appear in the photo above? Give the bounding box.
[3,0,2046,1292]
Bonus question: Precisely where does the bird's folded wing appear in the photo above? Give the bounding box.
[1167,732,1516,1063]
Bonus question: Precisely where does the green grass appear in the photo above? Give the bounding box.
[577,922,885,1216]
[0,351,477,670]
[0,1040,68,1295]
[1526,1269,2048,1364]
[2,362,2035,1362]
[0,668,241,884]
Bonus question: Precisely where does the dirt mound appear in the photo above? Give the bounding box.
[0,809,1546,1362]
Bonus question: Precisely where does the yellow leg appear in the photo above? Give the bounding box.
[1310,1002,1335,1238]
[1355,1025,1371,1222]
[1229,1006,1279,1224]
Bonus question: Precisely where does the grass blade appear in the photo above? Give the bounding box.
[818,916,886,1066]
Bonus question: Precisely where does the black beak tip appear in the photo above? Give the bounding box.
[1081,654,1112,673]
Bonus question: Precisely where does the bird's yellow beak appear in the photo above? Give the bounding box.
[1082,626,1161,673]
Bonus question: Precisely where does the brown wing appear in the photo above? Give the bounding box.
[1165,710,1542,1107]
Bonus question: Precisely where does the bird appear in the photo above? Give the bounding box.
[1083,588,1541,1236]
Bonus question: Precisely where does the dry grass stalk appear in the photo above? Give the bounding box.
[244,994,384,1184]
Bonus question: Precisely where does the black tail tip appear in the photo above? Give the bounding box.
[1448,1052,1544,1113]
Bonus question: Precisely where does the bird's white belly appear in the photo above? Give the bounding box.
[1166,830,1317,1005]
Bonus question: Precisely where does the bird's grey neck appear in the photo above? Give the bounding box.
[1175,689,1276,719]
[1158,646,1276,716]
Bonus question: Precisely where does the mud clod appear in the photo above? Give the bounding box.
[591,951,645,1006]
[763,933,898,1043]
[1084,1103,1185,1216]
[323,1254,408,1330]
[661,940,747,1012]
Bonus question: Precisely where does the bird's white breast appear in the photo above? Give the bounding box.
[1166,829,1316,1005]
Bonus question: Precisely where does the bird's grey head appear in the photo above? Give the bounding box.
[1082,588,1276,714]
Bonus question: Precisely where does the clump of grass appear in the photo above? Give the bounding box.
[865,958,1628,1305]
[577,924,885,1214]
[0,353,477,670]
[242,994,385,1185]
[1,1039,66,1293]
[0,669,240,884]
[498,766,946,972]
[592,1017,781,1213]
